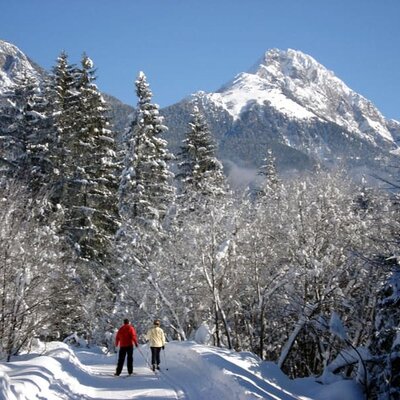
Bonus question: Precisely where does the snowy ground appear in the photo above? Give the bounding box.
[0,341,364,400]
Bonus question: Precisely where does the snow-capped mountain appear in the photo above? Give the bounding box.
[213,49,394,145]
[0,40,41,92]
[162,49,400,178]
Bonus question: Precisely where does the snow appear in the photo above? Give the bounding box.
[194,324,212,345]
[0,40,39,94]
[329,312,348,341]
[209,73,316,121]
[201,48,395,146]
[0,341,365,400]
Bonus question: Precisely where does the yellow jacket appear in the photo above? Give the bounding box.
[146,326,166,348]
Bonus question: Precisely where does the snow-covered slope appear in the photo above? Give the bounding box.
[207,48,394,146]
[0,341,364,400]
[0,40,39,92]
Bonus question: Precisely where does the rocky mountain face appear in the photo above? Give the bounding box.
[0,40,41,89]
[162,49,400,180]
[1,39,399,180]
[0,40,44,113]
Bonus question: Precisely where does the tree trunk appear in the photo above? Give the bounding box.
[259,303,266,359]
[278,303,317,370]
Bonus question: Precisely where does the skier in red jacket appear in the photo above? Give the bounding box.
[114,319,139,376]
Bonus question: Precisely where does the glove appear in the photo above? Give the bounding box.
[162,346,165,350]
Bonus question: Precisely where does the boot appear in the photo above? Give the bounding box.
[152,364,156,371]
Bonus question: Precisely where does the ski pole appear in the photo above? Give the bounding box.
[163,347,169,371]
[137,345,153,371]
[114,347,119,375]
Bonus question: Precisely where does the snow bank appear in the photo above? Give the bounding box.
[0,370,17,400]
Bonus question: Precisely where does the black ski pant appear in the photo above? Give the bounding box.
[150,346,162,366]
[116,346,134,375]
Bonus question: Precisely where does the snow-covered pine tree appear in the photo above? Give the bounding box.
[49,52,80,188]
[256,148,280,200]
[65,54,120,264]
[119,71,174,226]
[177,104,226,204]
[0,72,50,191]
[48,53,120,264]
[25,75,56,193]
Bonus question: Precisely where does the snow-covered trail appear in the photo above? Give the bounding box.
[66,342,307,399]
[0,341,364,400]
[73,345,182,399]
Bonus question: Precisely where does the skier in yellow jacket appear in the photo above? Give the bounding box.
[145,319,166,371]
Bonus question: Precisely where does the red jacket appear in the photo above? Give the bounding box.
[115,323,138,347]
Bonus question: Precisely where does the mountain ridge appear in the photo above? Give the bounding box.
[161,48,400,180]
[1,39,399,180]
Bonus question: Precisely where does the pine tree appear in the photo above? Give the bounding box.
[119,71,174,226]
[65,54,120,264]
[177,104,226,202]
[256,148,280,199]
[0,72,50,191]
[46,53,120,263]
[49,51,81,200]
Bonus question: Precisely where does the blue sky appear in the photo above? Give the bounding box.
[2,0,399,120]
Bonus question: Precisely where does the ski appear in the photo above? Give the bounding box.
[151,367,167,375]
[149,367,162,379]
[113,372,137,377]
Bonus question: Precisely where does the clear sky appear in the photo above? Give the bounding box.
[1,0,399,120]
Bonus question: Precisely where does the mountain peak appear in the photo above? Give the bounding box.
[249,48,349,99]
[251,48,327,79]
[209,48,394,144]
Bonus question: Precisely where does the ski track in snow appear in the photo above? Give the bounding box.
[0,341,364,400]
